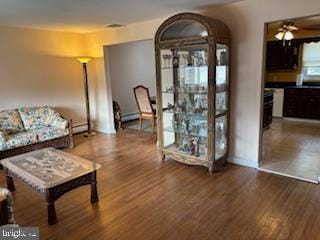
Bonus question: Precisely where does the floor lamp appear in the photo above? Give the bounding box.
[77,57,96,137]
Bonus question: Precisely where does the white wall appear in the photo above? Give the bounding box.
[106,39,156,118]
[84,0,320,167]
[0,25,88,129]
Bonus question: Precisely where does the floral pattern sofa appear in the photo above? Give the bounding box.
[0,107,73,160]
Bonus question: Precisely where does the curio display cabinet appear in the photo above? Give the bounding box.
[155,13,231,173]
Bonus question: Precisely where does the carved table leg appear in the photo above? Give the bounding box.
[90,171,98,203]
[6,176,15,192]
[47,201,57,225]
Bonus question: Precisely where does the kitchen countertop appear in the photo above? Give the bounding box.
[265,82,320,89]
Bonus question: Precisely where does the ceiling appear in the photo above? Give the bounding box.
[268,15,320,33]
[0,0,241,33]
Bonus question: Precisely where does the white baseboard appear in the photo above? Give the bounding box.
[122,112,139,122]
[72,123,87,134]
[283,117,320,124]
[95,124,116,134]
[258,167,319,184]
[228,157,259,169]
[73,123,116,134]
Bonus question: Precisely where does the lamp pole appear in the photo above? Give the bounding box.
[78,57,95,137]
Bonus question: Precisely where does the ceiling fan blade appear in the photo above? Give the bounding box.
[289,26,298,31]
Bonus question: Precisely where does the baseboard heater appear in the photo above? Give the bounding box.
[122,112,139,122]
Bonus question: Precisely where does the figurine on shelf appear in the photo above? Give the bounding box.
[200,86,207,93]
[187,53,193,66]
[166,85,174,92]
[172,50,179,68]
[182,115,190,133]
[193,97,204,113]
[186,99,193,113]
[167,102,174,111]
[190,138,200,157]
[181,98,187,112]
[179,138,190,153]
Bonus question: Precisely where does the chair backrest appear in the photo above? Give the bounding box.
[133,86,153,114]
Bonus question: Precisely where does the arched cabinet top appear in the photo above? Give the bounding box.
[155,12,230,44]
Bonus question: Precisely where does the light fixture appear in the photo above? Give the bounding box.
[77,57,96,137]
[275,22,298,45]
[77,57,92,64]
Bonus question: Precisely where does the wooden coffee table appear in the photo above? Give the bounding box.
[2,148,101,224]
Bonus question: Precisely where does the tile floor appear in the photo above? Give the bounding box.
[260,118,320,183]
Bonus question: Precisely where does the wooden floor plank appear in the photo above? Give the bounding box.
[2,130,320,240]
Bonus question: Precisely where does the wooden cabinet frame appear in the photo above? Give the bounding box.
[155,13,231,173]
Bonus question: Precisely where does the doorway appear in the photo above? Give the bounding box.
[105,39,157,132]
[259,15,320,183]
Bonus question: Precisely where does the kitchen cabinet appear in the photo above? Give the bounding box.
[266,41,300,71]
[283,88,320,119]
[263,90,274,128]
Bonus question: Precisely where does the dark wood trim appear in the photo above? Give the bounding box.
[0,198,8,225]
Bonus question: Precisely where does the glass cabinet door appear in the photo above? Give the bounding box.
[161,47,209,159]
[215,44,229,159]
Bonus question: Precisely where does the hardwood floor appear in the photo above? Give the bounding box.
[3,129,320,240]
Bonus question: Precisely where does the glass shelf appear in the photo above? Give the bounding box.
[163,110,207,117]
[163,126,207,138]
[164,144,207,160]
[216,109,228,116]
[161,65,208,70]
[162,90,208,94]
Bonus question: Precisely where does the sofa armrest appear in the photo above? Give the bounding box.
[50,116,68,130]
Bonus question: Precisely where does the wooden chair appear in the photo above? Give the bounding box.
[133,85,156,132]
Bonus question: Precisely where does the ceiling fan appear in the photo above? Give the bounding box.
[275,22,298,41]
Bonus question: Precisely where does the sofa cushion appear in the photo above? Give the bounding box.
[0,131,7,151]
[0,109,25,134]
[6,132,38,150]
[32,127,69,142]
[18,106,67,130]
[51,116,68,130]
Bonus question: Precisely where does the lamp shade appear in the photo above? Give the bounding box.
[284,31,294,40]
[77,57,92,64]
[275,32,284,40]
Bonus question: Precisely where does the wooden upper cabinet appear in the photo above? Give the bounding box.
[266,41,300,71]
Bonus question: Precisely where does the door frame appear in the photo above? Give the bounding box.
[257,13,320,166]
